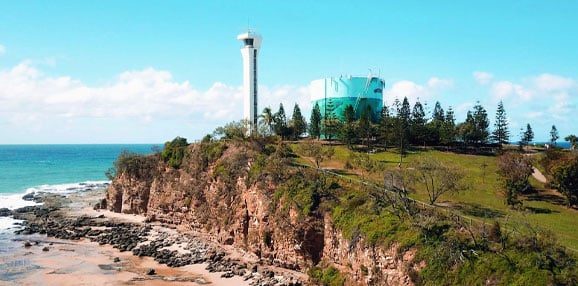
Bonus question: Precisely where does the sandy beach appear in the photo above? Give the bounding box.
[1,189,302,286]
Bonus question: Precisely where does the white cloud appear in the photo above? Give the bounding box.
[454,102,474,115]
[384,77,453,105]
[260,85,311,117]
[547,92,575,120]
[0,44,5,55]
[427,77,453,89]
[525,111,544,119]
[473,71,493,85]
[0,62,310,127]
[490,81,533,101]
[533,73,574,91]
[487,73,577,131]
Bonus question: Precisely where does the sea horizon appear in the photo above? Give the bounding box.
[0,144,160,215]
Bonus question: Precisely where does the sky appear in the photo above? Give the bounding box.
[0,0,576,144]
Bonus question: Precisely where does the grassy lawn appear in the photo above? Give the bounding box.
[290,143,578,251]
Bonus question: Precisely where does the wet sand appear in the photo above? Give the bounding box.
[1,190,253,286]
[2,236,250,286]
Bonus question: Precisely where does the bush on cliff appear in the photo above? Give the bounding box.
[106,150,159,180]
[212,120,248,140]
[308,266,345,286]
[161,136,189,168]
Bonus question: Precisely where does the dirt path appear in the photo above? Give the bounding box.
[532,167,548,184]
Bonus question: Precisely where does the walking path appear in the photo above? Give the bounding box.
[532,167,548,184]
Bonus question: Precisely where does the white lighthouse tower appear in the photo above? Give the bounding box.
[237,31,262,135]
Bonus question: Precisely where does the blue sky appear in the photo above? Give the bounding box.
[0,1,576,143]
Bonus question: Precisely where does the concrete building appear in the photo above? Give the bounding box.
[237,31,262,134]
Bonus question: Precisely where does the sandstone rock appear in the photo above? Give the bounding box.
[220,272,234,278]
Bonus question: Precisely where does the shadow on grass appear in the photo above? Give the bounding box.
[453,203,505,219]
[525,206,559,214]
[323,168,354,176]
[525,190,567,206]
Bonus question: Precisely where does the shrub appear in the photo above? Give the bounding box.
[551,155,578,207]
[308,266,345,286]
[161,137,189,168]
[107,150,158,180]
[497,152,532,207]
[212,120,248,140]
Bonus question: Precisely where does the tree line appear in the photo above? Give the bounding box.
[256,98,577,151]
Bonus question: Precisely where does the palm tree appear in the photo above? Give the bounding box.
[565,134,578,150]
[259,107,274,136]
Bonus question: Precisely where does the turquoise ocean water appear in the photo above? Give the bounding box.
[0,144,157,279]
[0,144,158,229]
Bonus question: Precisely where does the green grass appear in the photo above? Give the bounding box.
[290,143,578,251]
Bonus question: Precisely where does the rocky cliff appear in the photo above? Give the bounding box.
[106,141,414,285]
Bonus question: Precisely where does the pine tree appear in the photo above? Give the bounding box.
[550,125,559,146]
[358,105,374,148]
[290,104,307,140]
[410,100,427,145]
[472,102,490,144]
[340,105,357,148]
[520,123,534,148]
[322,115,340,142]
[322,99,339,141]
[440,107,456,145]
[399,97,411,127]
[392,98,410,155]
[429,101,445,145]
[491,101,510,146]
[309,103,322,139]
[399,97,411,147]
[378,106,393,150]
[274,103,288,139]
[432,101,445,122]
[460,111,476,144]
[456,103,490,145]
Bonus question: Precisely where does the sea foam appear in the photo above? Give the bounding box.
[0,181,110,230]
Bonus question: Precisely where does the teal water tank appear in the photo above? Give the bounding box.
[310,76,384,122]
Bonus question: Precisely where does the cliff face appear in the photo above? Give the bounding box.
[106,142,414,285]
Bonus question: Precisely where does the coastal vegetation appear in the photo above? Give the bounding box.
[125,129,577,285]
[105,98,578,285]
[161,136,188,168]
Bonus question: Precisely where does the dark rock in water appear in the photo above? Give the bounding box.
[263,270,275,278]
[0,208,12,217]
[22,193,35,201]
[221,272,234,278]
[113,257,120,263]
[42,247,49,252]
[93,198,107,210]
[146,268,156,275]
[98,264,115,271]
[14,206,37,214]
[24,241,32,248]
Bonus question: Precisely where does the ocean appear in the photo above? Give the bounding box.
[0,144,158,231]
